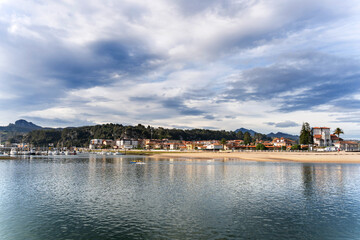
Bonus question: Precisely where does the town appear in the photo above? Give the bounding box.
[88,126,358,152]
[1,125,359,156]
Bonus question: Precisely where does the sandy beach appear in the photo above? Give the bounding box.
[153,151,360,163]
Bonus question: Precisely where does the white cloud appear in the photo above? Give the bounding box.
[1,0,360,137]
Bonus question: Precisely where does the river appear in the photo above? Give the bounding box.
[1,155,360,239]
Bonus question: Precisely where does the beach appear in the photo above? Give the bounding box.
[153,151,360,163]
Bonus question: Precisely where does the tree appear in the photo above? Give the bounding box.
[334,128,344,138]
[220,138,227,149]
[236,131,244,140]
[256,143,266,150]
[254,133,262,141]
[291,144,301,150]
[243,132,252,145]
[299,122,312,145]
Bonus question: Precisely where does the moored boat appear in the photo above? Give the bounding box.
[10,148,18,155]
[130,160,146,164]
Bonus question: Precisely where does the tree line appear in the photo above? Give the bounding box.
[20,123,271,147]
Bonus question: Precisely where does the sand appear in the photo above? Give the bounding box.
[152,151,360,163]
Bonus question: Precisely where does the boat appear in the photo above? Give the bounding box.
[65,150,77,155]
[10,148,18,155]
[113,152,123,155]
[30,149,36,155]
[130,160,146,164]
[21,151,30,155]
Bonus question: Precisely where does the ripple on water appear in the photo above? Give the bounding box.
[1,157,360,239]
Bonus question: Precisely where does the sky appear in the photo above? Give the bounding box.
[1,0,360,138]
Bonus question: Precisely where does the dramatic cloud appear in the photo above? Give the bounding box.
[226,52,360,112]
[0,0,360,137]
[266,121,300,128]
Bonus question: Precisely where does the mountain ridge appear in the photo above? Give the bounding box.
[0,119,42,132]
[235,128,299,140]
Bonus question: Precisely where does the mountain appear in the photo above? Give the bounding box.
[0,120,43,142]
[267,132,299,141]
[235,127,299,141]
[0,119,42,132]
[235,128,257,136]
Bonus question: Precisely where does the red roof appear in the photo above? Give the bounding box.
[331,135,339,140]
[313,127,330,129]
[339,141,358,144]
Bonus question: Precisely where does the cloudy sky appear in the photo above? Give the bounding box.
[1,0,360,138]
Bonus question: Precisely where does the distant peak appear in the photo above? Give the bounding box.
[15,119,29,124]
[12,119,42,129]
[15,119,35,126]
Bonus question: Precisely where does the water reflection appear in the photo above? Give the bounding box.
[302,165,315,197]
[1,156,360,239]
[302,164,346,199]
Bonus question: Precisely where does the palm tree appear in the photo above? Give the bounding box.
[220,138,227,150]
[334,128,344,138]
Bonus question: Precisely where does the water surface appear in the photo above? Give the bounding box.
[1,155,360,239]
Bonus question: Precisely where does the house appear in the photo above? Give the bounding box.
[312,127,332,147]
[90,139,103,145]
[102,139,114,146]
[205,144,223,150]
[224,140,244,150]
[116,139,139,149]
[330,134,342,143]
[184,141,195,150]
[272,137,295,147]
[334,141,359,151]
[170,142,183,150]
[89,139,103,149]
[144,139,163,149]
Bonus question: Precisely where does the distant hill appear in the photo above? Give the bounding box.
[0,119,43,141]
[235,127,299,141]
[235,128,257,136]
[267,132,299,141]
[0,119,42,132]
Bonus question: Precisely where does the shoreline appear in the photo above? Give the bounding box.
[0,156,15,160]
[151,151,360,164]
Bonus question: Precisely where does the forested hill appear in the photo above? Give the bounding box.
[23,123,271,147]
[0,119,43,141]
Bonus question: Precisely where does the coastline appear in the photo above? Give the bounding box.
[0,156,15,160]
[151,151,360,163]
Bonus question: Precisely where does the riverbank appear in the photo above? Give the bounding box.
[152,151,360,163]
[0,156,15,160]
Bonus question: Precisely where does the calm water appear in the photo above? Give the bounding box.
[1,155,360,240]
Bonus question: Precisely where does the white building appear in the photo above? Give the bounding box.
[116,139,139,149]
[334,141,359,151]
[205,144,223,150]
[313,127,332,147]
[90,139,103,145]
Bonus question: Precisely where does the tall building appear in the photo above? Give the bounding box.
[312,127,331,146]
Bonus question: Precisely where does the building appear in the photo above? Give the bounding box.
[205,144,223,150]
[330,134,342,143]
[312,127,332,147]
[90,139,103,145]
[102,139,114,146]
[272,137,295,147]
[116,139,139,149]
[89,139,103,149]
[334,141,359,151]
